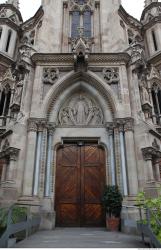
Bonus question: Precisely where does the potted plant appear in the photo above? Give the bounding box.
[102,185,123,231]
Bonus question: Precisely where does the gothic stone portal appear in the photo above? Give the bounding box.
[55,143,106,227]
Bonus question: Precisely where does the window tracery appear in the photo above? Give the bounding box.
[70,0,93,39]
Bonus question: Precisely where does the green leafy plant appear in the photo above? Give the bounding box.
[136,191,161,243]
[102,185,123,218]
[0,206,27,229]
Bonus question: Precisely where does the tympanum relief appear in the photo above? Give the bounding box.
[58,93,104,126]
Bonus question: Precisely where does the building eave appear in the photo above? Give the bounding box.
[118,5,142,31]
[21,6,44,31]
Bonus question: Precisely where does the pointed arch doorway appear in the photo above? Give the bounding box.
[55,141,106,227]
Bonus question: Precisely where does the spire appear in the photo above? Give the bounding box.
[144,0,158,8]
[6,0,19,9]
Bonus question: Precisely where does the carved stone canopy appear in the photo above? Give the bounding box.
[58,92,104,126]
[152,139,160,150]
[0,147,20,161]
[142,146,161,161]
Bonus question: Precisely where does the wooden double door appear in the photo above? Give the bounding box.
[55,143,106,227]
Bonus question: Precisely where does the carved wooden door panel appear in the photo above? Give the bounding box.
[55,144,106,227]
[81,145,106,226]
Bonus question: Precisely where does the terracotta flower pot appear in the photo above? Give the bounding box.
[106,217,120,231]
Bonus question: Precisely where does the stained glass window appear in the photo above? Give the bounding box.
[77,0,85,4]
[71,11,80,38]
[83,11,91,38]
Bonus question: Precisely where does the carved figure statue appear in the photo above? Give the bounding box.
[58,93,104,126]
[13,81,23,105]
[74,95,88,124]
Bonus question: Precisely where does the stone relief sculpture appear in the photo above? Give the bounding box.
[103,68,120,85]
[58,93,104,126]
[42,68,59,85]
[13,82,23,105]
[139,75,150,104]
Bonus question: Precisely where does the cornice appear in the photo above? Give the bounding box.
[141,2,161,21]
[0,52,14,67]
[142,16,161,31]
[0,18,20,31]
[0,4,23,22]
[149,129,161,139]
[147,51,161,66]
[118,5,142,31]
[31,53,130,66]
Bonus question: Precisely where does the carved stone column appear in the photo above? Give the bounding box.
[106,123,116,185]
[62,2,69,52]
[23,119,38,197]
[114,126,122,190]
[118,123,128,196]
[124,118,138,195]
[33,121,45,196]
[45,124,56,197]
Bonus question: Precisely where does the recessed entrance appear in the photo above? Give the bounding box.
[55,142,106,227]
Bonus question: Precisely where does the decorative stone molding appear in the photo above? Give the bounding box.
[114,118,134,132]
[31,53,130,66]
[37,120,47,133]
[27,119,38,132]
[103,68,119,85]
[47,123,56,135]
[2,139,10,151]
[152,139,160,151]
[27,118,47,133]
[142,103,152,115]
[142,146,161,161]
[0,147,20,161]
[42,68,59,85]
[106,123,114,136]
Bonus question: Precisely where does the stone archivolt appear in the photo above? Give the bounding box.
[58,93,104,126]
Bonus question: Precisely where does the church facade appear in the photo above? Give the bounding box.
[0,0,161,231]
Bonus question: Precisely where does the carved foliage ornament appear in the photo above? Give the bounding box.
[58,93,104,126]
[42,68,59,85]
[103,68,119,85]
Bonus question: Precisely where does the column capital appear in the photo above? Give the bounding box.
[37,120,47,132]
[47,123,56,136]
[114,117,134,132]
[124,118,134,132]
[105,122,114,135]
[27,118,47,132]
[142,147,154,161]
[27,118,38,132]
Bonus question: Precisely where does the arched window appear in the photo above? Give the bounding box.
[152,30,158,52]
[0,90,6,116]
[0,88,11,117]
[71,11,80,38]
[77,0,85,4]
[151,84,161,124]
[0,27,2,40]
[83,10,91,38]
[71,8,92,38]
[5,30,12,53]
